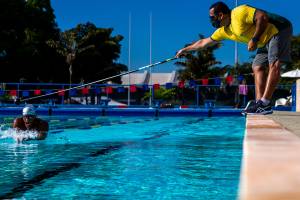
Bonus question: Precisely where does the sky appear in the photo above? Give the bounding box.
[51,0,300,73]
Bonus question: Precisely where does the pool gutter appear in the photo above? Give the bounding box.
[0,106,243,116]
[239,115,300,200]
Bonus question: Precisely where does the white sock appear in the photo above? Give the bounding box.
[261,98,270,106]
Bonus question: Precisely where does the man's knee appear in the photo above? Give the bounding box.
[269,60,281,75]
[252,65,265,73]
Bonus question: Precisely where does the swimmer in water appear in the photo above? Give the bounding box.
[13,105,49,141]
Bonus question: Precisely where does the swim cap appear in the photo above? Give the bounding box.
[22,106,36,116]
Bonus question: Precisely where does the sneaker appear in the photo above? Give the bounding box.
[244,100,256,110]
[241,100,256,115]
[243,100,273,115]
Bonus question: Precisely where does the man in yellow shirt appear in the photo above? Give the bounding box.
[176,1,292,115]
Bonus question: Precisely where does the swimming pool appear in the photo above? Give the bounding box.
[0,115,245,199]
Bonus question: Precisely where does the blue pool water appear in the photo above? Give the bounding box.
[0,115,245,199]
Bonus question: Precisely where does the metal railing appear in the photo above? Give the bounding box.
[0,82,294,109]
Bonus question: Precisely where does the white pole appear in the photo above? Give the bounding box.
[149,12,153,107]
[234,0,238,68]
[128,12,131,106]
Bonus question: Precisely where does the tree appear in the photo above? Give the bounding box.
[19,0,60,82]
[175,34,221,81]
[291,34,300,70]
[0,0,26,52]
[48,22,127,84]
[0,0,26,80]
[0,0,61,82]
[47,31,95,86]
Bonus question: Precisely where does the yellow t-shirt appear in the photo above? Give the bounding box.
[210,4,279,48]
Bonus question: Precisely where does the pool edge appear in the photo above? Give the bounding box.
[0,106,244,116]
[239,115,300,200]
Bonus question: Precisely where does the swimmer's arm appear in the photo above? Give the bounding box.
[36,131,47,140]
[36,120,49,140]
[12,118,23,131]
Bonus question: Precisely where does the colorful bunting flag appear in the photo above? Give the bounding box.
[165,82,173,89]
[202,79,209,85]
[34,89,41,95]
[130,85,137,93]
[22,91,30,97]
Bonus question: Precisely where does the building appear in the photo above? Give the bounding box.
[121,71,178,85]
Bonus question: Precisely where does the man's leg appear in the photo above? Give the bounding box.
[262,60,281,100]
[252,65,267,100]
[244,25,292,115]
[242,49,268,112]
[262,25,292,102]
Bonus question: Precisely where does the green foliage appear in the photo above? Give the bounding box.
[47,22,127,83]
[291,34,300,70]
[0,0,26,53]
[142,88,176,101]
[0,1,127,83]
[0,0,60,82]
[2,1,300,86]
[175,34,221,81]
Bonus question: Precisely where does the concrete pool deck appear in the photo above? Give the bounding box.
[239,111,300,200]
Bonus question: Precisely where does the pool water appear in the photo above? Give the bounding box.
[0,116,245,199]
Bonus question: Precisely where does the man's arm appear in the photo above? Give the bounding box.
[248,9,269,51]
[176,37,218,58]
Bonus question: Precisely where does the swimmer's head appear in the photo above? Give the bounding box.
[22,105,36,117]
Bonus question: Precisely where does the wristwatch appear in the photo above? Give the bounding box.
[251,37,259,43]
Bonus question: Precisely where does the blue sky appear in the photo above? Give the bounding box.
[51,0,300,73]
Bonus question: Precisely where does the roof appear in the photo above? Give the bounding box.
[121,71,178,85]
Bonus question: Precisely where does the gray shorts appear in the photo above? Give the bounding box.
[252,25,293,68]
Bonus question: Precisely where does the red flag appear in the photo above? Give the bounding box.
[81,88,89,95]
[226,75,233,85]
[58,90,65,96]
[153,84,160,90]
[9,90,17,96]
[34,89,41,95]
[106,87,113,94]
[130,85,137,92]
[202,79,209,85]
[178,81,185,88]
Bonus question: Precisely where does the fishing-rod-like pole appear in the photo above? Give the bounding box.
[21,57,177,102]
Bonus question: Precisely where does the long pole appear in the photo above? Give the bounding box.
[149,12,153,107]
[234,0,238,69]
[128,12,131,106]
[21,57,177,102]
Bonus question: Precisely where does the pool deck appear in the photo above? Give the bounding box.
[239,111,300,200]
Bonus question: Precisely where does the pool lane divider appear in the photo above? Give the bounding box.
[0,132,170,199]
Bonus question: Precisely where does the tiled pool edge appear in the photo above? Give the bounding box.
[239,115,300,200]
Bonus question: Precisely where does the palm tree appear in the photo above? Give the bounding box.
[47,22,127,84]
[291,34,300,70]
[175,34,221,81]
[47,31,94,87]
